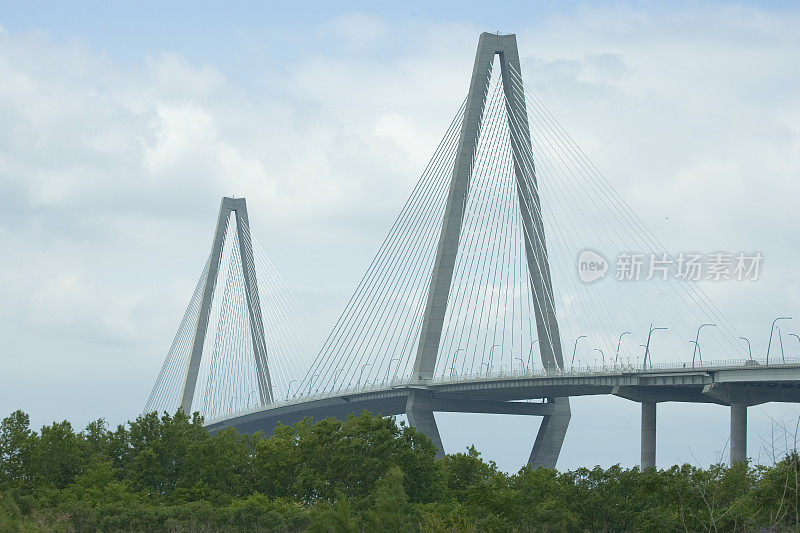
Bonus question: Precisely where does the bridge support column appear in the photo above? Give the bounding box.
[528,397,570,469]
[641,402,656,469]
[406,390,444,459]
[730,401,747,466]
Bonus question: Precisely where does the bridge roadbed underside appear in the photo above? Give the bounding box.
[205,366,800,438]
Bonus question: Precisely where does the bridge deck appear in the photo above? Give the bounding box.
[205,360,800,436]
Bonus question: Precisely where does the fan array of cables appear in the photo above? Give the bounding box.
[144,215,319,420]
[148,52,751,418]
[297,55,747,396]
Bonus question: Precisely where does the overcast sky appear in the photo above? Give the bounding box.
[1,1,799,471]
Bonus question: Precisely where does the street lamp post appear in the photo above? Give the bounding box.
[488,344,501,371]
[286,379,297,400]
[333,368,345,388]
[643,325,667,370]
[767,317,792,365]
[357,363,371,387]
[527,339,539,371]
[515,356,526,373]
[386,358,400,383]
[594,348,605,367]
[571,335,588,368]
[739,336,753,359]
[790,334,800,358]
[615,332,631,367]
[692,323,716,368]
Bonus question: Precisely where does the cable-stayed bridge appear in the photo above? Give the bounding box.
[145,33,800,469]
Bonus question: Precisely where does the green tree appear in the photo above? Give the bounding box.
[307,494,360,533]
[367,466,413,532]
[0,410,34,490]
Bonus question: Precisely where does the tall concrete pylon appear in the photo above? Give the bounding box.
[407,32,571,468]
[180,197,274,414]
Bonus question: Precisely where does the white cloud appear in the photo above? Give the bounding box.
[0,5,799,470]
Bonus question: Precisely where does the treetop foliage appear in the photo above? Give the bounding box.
[2,408,800,531]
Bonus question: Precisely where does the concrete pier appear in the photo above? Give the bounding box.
[730,402,747,465]
[641,402,656,469]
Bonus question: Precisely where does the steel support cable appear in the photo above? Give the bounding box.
[203,242,240,418]
[503,72,633,360]
[228,246,252,416]
[507,76,726,363]
[200,219,236,413]
[221,236,251,416]
[521,84,744,354]
[311,126,459,393]
[236,235,269,401]
[489,102,572,369]
[506,70,724,364]
[498,82,613,367]
[506,64,744,359]
[362,134,474,387]
[438,80,510,377]
[482,116,519,374]
[145,256,210,413]
[238,234,274,399]
[477,124,516,372]
[298,100,467,393]
[441,80,511,376]
[242,244,309,400]
[508,171,526,372]
[238,223,320,388]
[485,136,565,372]
[236,230,295,400]
[432,82,501,376]
[496,142,520,373]
[217,241,247,417]
[461,98,518,375]
[349,102,468,384]
[147,292,196,412]
[337,129,465,390]
[310,102,467,393]
[512,190,532,372]
[328,125,463,391]
[410,87,510,382]
[501,88,633,362]
[505,75,691,363]
[369,96,491,387]
[438,82,510,377]
[240,220,323,359]
[295,126,453,391]
[461,97,519,376]
[221,236,247,416]
[483,93,564,369]
[390,108,487,385]
[152,257,208,413]
[523,121,683,362]
[491,130,522,374]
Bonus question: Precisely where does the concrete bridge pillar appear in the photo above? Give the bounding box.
[528,397,571,469]
[730,401,747,465]
[641,401,656,469]
[406,390,445,459]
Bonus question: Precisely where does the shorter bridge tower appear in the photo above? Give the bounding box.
[180,197,273,413]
